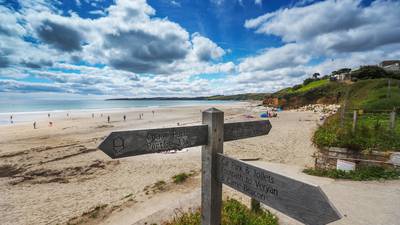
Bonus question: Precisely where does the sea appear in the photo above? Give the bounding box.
[0,99,237,125]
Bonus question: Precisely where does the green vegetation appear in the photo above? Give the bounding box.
[295,79,330,93]
[345,79,400,111]
[351,65,400,80]
[313,112,400,151]
[269,78,347,108]
[165,199,278,225]
[313,79,400,151]
[303,166,400,181]
[172,173,190,184]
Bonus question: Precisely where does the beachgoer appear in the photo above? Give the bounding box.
[107,116,110,123]
[123,115,126,121]
[152,111,154,116]
[48,113,50,118]
[49,121,53,127]
[92,113,94,118]
[67,113,69,117]
[33,121,36,129]
[101,113,103,117]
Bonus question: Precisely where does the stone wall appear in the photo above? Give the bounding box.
[313,147,399,169]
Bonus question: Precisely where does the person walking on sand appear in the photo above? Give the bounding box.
[33,121,36,129]
[152,111,154,117]
[123,115,126,121]
[92,113,94,118]
[107,115,110,123]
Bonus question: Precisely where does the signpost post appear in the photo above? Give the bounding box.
[98,108,341,225]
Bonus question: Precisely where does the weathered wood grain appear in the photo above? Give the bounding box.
[201,108,224,225]
[98,125,208,159]
[224,120,272,142]
[98,120,271,158]
[217,154,341,225]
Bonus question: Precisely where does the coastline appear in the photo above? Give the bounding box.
[0,100,246,126]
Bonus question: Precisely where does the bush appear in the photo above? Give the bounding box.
[351,66,387,80]
[165,199,278,225]
[313,112,400,151]
[303,166,400,181]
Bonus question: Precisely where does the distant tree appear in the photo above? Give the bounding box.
[312,73,320,79]
[337,68,351,74]
[351,66,387,80]
[331,68,351,75]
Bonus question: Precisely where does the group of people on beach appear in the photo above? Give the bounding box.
[9,110,157,129]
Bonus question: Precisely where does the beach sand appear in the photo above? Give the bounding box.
[0,103,329,225]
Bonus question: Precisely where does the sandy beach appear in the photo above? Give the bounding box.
[1,102,398,225]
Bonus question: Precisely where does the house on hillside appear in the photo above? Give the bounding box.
[379,60,400,72]
[333,72,351,81]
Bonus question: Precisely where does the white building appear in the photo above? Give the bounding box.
[379,60,400,72]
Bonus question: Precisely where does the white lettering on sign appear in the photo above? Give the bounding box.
[146,129,191,151]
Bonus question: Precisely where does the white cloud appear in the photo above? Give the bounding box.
[234,0,400,93]
[191,33,225,62]
[245,0,400,52]
[238,43,311,73]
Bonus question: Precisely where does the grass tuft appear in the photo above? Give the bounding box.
[172,173,190,184]
[164,199,278,225]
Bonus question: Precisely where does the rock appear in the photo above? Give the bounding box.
[388,152,400,166]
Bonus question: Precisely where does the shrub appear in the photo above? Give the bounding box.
[165,199,278,225]
[303,166,400,181]
[351,66,387,80]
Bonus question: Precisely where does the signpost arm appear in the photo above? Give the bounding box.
[201,108,224,225]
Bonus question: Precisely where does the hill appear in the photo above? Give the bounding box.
[263,78,400,111]
[107,93,269,101]
[207,93,267,101]
[263,78,347,109]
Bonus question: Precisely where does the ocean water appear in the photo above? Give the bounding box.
[0,99,237,125]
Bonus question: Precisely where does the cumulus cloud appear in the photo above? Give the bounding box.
[191,33,225,61]
[234,0,400,93]
[245,0,400,53]
[238,43,310,72]
[36,20,83,52]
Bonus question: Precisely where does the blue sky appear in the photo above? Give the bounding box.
[0,0,399,98]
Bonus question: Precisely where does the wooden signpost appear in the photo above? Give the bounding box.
[217,154,341,225]
[98,108,341,225]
